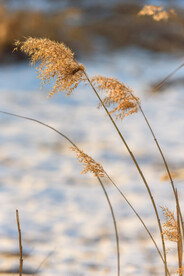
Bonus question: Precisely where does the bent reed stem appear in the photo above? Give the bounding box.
[82,71,169,276]
[1,110,168,274]
[104,171,166,266]
[134,99,184,237]
[96,175,120,276]
[153,62,184,92]
[0,110,120,276]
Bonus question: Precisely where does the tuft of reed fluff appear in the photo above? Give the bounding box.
[162,207,179,242]
[91,76,139,120]
[14,38,85,97]
[71,147,105,177]
[138,5,176,21]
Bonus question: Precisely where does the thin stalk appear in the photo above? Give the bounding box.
[104,171,165,266]
[0,110,120,276]
[96,175,120,276]
[153,63,184,92]
[82,71,168,276]
[176,190,183,276]
[130,96,184,237]
[16,209,23,276]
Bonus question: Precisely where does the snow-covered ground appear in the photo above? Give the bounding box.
[0,48,184,275]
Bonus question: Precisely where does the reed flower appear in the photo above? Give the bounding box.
[175,267,184,276]
[162,207,179,242]
[138,5,176,21]
[14,37,85,96]
[71,147,104,177]
[91,76,139,120]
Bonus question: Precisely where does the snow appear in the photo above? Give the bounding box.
[0,48,184,275]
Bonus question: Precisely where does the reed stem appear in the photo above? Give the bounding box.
[0,110,120,276]
[104,172,164,263]
[97,176,120,276]
[16,209,23,276]
[176,190,183,276]
[82,71,169,276]
[153,63,184,92]
[130,95,184,237]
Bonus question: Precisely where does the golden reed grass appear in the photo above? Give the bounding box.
[14,38,85,97]
[5,28,182,275]
[15,36,170,275]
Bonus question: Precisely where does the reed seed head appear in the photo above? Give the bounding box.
[91,75,139,120]
[161,207,179,242]
[175,267,184,276]
[138,5,176,21]
[71,147,105,177]
[14,37,85,96]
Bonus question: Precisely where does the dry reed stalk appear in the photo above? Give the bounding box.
[14,37,169,275]
[83,71,169,276]
[139,3,183,240]
[91,71,184,270]
[153,63,184,93]
[176,190,183,275]
[69,147,120,276]
[0,112,120,276]
[0,109,169,274]
[104,171,166,266]
[122,87,184,238]
[16,209,23,276]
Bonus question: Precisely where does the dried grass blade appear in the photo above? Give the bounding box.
[176,190,183,275]
[16,209,23,276]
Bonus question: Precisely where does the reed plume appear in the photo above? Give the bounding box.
[14,38,85,97]
[71,147,105,177]
[138,5,176,21]
[91,76,139,120]
[162,204,183,276]
[162,207,179,242]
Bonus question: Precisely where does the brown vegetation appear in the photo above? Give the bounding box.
[1,3,184,62]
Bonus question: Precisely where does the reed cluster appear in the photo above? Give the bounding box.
[1,4,182,275]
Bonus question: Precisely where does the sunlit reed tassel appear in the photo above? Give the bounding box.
[14,38,86,97]
[91,76,139,119]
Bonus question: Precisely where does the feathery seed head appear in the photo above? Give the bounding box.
[91,76,139,120]
[175,267,184,276]
[161,207,179,242]
[71,147,105,177]
[138,5,176,21]
[15,37,85,96]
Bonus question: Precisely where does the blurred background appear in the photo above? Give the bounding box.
[0,0,184,275]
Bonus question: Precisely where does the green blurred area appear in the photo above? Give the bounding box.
[0,2,184,63]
